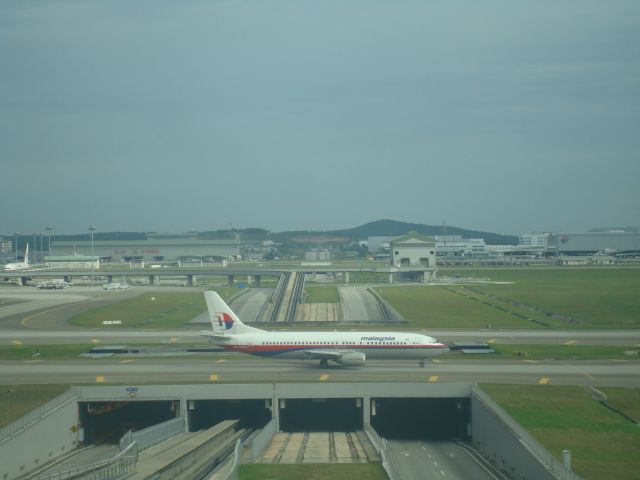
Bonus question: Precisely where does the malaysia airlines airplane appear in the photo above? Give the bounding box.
[3,244,30,271]
[201,291,449,368]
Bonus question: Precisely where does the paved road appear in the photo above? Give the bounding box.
[1,357,638,386]
[340,286,385,322]
[387,440,500,480]
[232,288,272,323]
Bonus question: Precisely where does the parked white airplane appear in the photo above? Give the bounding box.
[3,244,30,271]
[201,291,449,368]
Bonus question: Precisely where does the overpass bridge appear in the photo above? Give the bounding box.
[2,264,435,287]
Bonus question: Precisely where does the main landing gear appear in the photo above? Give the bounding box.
[320,359,329,369]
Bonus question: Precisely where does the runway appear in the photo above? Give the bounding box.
[1,357,638,387]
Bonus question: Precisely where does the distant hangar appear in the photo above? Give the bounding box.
[52,233,240,263]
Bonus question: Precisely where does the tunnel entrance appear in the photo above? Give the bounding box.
[279,398,363,432]
[371,397,470,440]
[79,400,178,444]
[188,399,272,431]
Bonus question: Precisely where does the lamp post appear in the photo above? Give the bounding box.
[46,226,53,268]
[32,233,36,264]
[14,232,18,262]
[89,226,96,286]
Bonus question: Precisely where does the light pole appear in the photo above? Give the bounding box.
[32,233,36,264]
[46,226,53,268]
[89,226,96,286]
[14,232,18,262]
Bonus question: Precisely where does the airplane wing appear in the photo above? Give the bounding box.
[300,349,346,360]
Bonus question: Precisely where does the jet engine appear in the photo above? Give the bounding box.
[337,352,366,366]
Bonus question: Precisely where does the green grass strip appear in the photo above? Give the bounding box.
[69,288,236,328]
[304,285,340,303]
[482,384,640,480]
[0,384,70,428]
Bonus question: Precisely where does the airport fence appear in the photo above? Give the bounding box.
[364,425,399,480]
[28,441,138,480]
[221,438,243,480]
[0,389,76,445]
[472,385,584,480]
[119,416,185,453]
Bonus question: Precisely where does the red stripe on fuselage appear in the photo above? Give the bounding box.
[223,344,448,355]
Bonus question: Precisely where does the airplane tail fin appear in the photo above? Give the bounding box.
[24,243,29,264]
[204,291,262,335]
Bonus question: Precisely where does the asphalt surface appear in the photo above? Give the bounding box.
[387,440,501,480]
[1,357,638,386]
[339,286,386,321]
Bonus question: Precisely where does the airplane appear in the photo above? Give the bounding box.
[201,291,449,368]
[3,244,30,271]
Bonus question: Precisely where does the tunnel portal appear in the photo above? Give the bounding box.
[188,399,272,431]
[279,398,363,432]
[79,400,178,444]
[371,397,470,440]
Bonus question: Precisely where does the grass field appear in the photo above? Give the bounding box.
[482,384,640,480]
[377,267,640,329]
[346,271,390,284]
[601,387,640,421]
[69,288,236,328]
[304,285,340,303]
[445,267,640,329]
[0,384,70,428]
[238,463,388,480]
[376,285,541,329]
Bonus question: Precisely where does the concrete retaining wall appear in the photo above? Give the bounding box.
[0,394,79,480]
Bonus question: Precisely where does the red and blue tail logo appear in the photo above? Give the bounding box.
[216,312,234,330]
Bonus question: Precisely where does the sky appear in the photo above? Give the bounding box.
[1,0,639,236]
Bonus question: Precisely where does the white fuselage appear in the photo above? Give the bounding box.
[3,262,30,271]
[220,330,449,360]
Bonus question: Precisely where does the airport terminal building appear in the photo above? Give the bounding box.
[51,235,240,263]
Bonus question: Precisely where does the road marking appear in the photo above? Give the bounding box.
[96,376,105,383]
[319,374,330,381]
[432,359,442,363]
[216,359,226,364]
[20,303,70,327]
[440,470,446,476]
[11,340,23,345]
[538,377,549,385]
[524,360,538,363]
[120,359,134,363]
[486,339,496,344]
[564,340,576,345]
[209,374,219,381]
[170,337,177,343]
[91,338,100,344]
[428,376,439,383]
[25,359,42,363]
